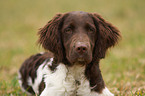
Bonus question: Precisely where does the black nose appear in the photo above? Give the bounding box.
[75,44,88,54]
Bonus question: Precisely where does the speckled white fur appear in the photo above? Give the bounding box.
[19,58,114,96]
[40,62,114,96]
[32,58,53,94]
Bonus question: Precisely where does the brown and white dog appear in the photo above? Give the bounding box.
[18,11,121,96]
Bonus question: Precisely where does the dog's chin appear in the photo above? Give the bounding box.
[76,58,86,64]
[68,57,92,66]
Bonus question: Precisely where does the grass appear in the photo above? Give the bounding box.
[0,0,145,95]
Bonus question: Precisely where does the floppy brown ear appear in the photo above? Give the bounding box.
[90,13,121,59]
[38,14,65,62]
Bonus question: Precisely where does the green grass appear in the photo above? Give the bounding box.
[0,0,145,95]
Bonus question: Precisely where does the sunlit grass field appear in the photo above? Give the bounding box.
[0,0,145,95]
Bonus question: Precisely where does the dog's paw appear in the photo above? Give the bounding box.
[100,87,114,96]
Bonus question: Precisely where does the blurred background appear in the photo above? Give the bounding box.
[0,0,145,95]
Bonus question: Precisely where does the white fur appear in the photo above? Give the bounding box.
[40,62,114,96]
[40,52,45,54]
[90,87,114,96]
[65,64,91,96]
[19,58,114,96]
[29,64,44,94]
[31,58,53,94]
[40,63,67,96]
[101,87,114,96]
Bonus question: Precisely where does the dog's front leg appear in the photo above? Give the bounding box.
[40,64,68,96]
[86,62,114,96]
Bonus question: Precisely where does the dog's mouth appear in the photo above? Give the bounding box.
[67,48,92,66]
[70,56,91,66]
[76,58,86,64]
[77,58,85,62]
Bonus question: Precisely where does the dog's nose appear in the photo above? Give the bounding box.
[75,43,88,54]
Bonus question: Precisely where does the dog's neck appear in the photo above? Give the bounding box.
[66,64,86,81]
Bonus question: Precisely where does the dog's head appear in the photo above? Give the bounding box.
[38,11,120,66]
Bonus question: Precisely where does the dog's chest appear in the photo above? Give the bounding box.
[64,65,91,96]
[67,65,85,81]
[42,64,91,96]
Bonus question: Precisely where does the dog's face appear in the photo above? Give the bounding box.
[38,11,120,66]
[61,12,96,65]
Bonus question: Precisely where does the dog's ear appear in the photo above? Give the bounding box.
[38,14,66,62]
[90,13,121,59]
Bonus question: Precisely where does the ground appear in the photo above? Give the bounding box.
[0,0,145,95]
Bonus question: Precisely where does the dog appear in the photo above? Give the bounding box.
[18,11,120,96]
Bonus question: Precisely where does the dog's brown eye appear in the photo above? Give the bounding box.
[64,28,72,34]
[88,27,95,34]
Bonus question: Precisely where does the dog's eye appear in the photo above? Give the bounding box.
[88,27,95,34]
[64,28,72,34]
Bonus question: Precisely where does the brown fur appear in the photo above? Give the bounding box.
[38,14,69,68]
[37,11,120,93]
[19,52,52,94]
